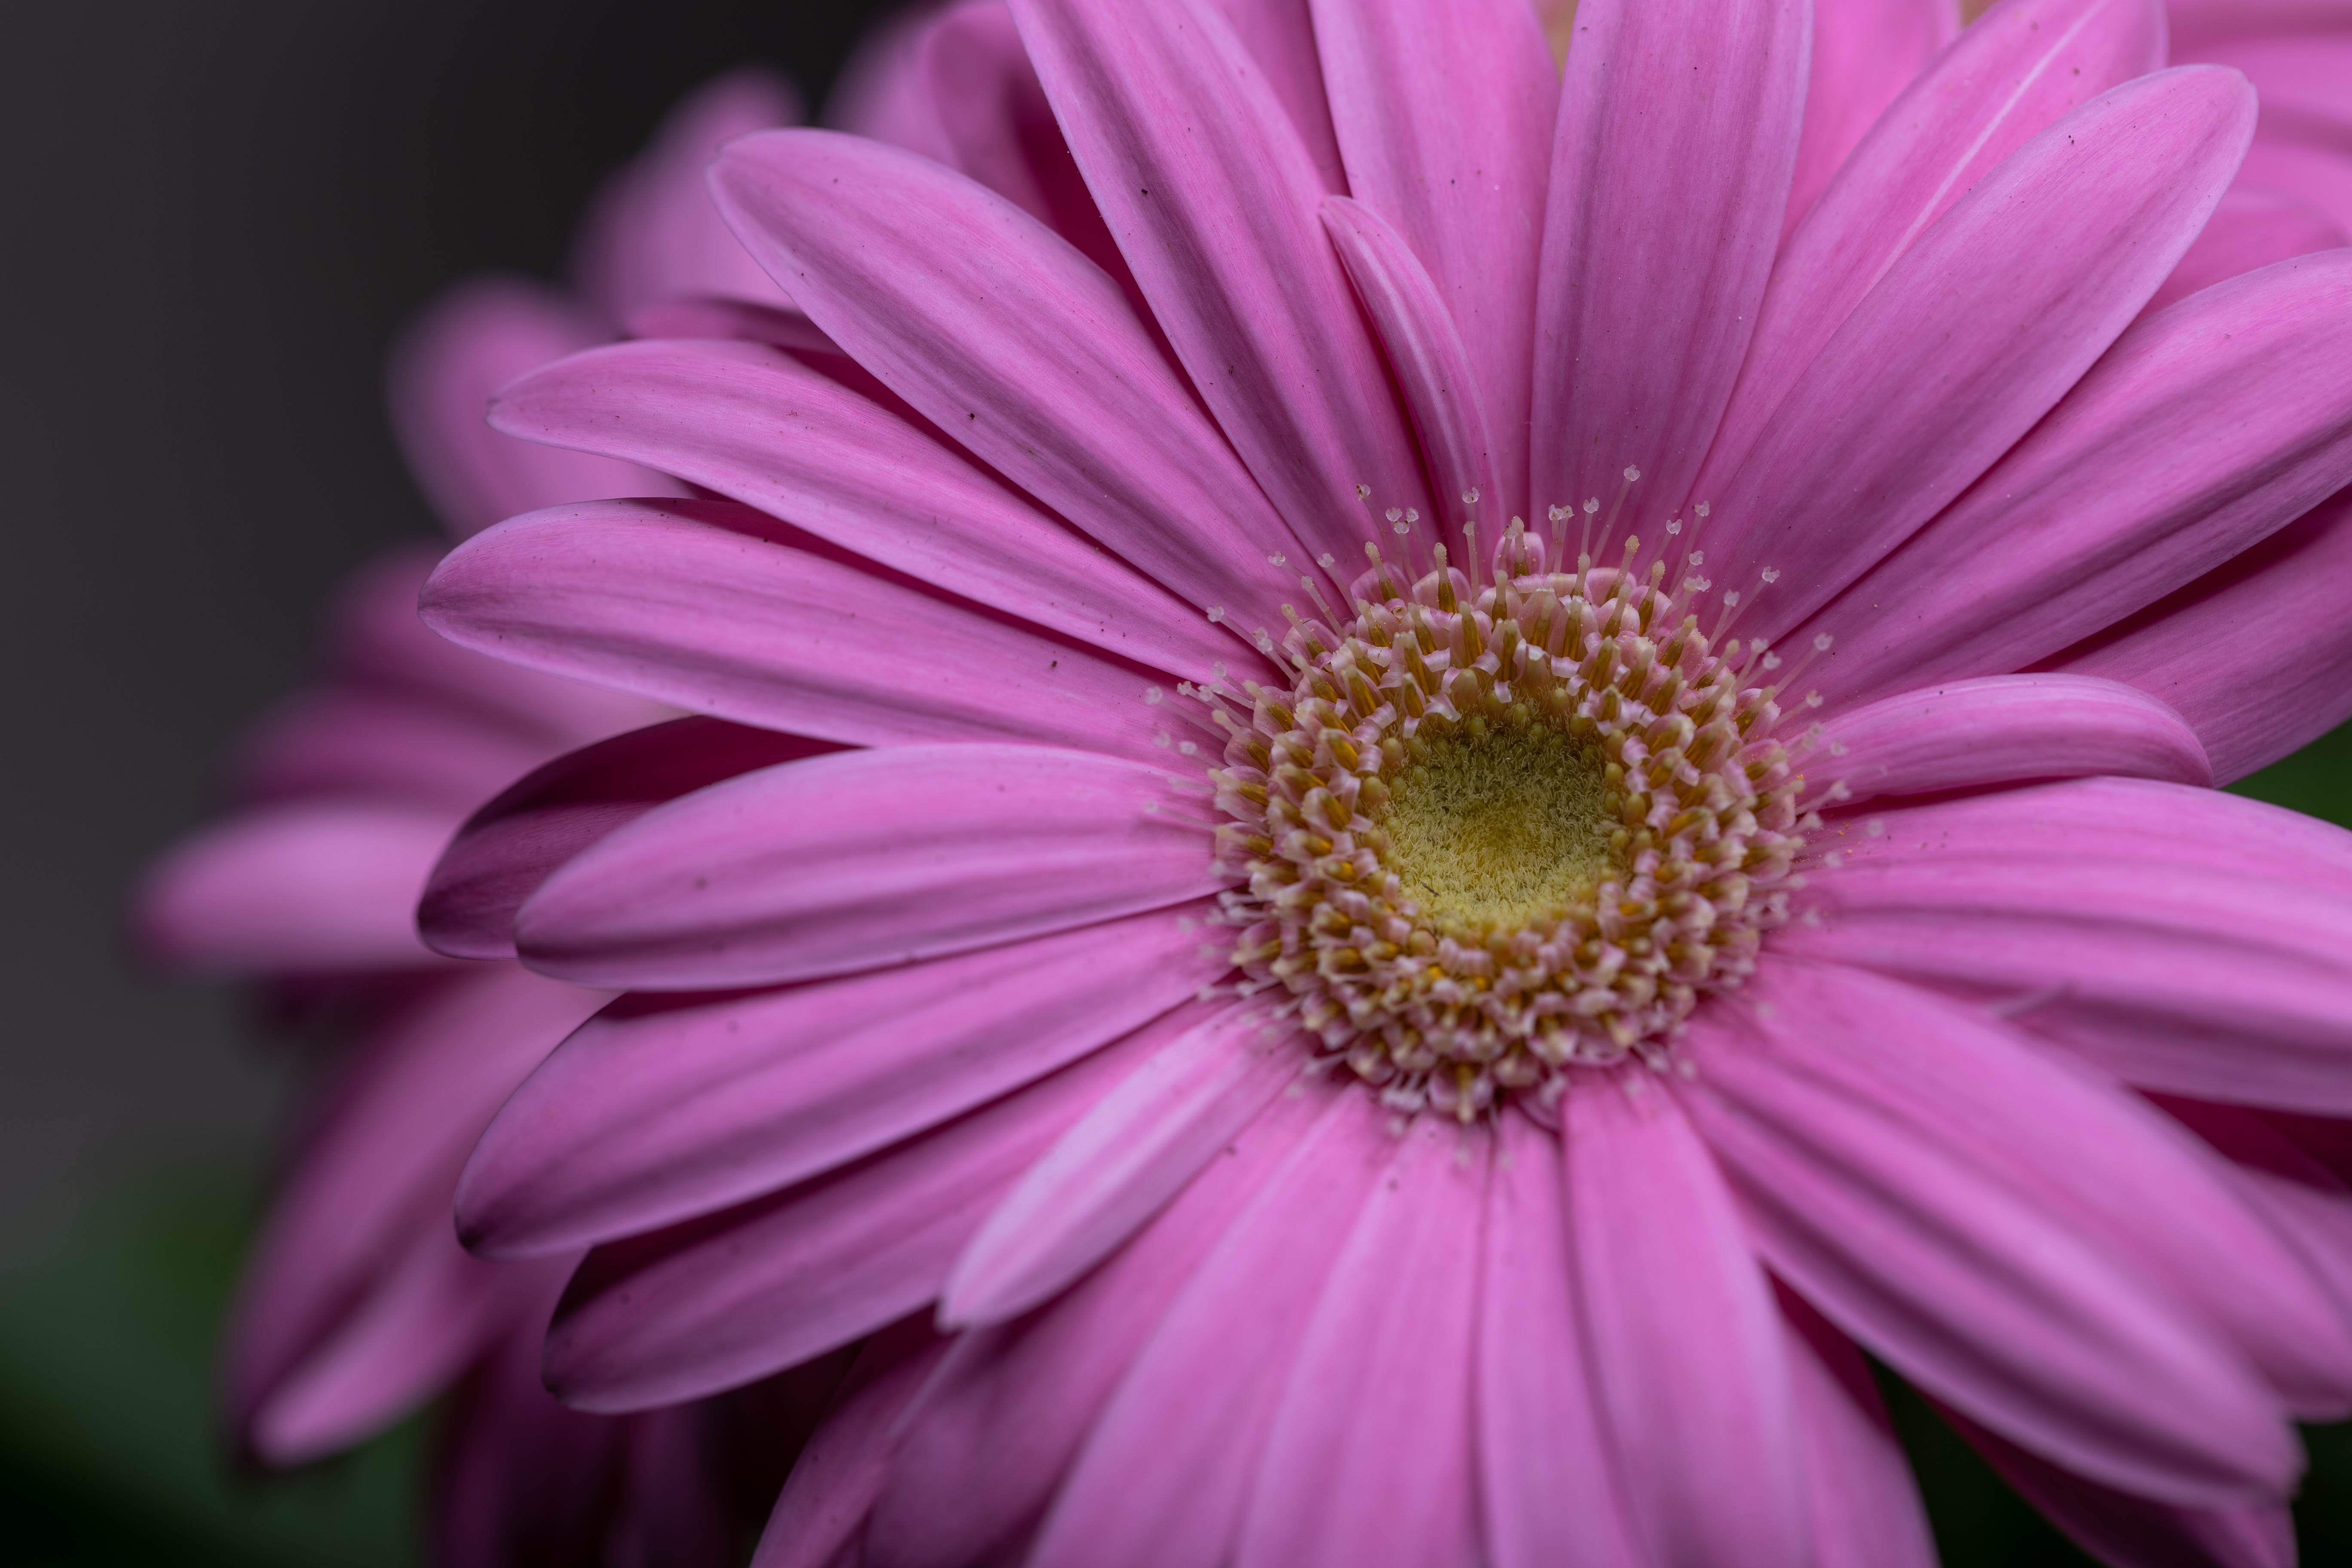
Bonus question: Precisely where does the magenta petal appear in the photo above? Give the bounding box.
[1783,778,2352,1115]
[1782,0,1958,237]
[491,340,1243,680]
[544,1026,1160,1412]
[1706,0,2166,499]
[2145,183,2349,315]
[616,295,839,352]
[1532,0,1809,523]
[1709,66,2259,640]
[420,716,832,961]
[942,1004,1301,1327]
[1028,1093,1390,1568]
[1562,1074,1809,1567]
[233,686,556,813]
[1811,674,2211,805]
[1216,0,1347,193]
[1476,1112,1642,1568]
[460,919,1226,1260]
[1681,962,2301,1504]
[752,1320,949,1568]
[1012,0,1433,567]
[419,498,1174,761]
[514,745,1224,990]
[1309,0,1553,518]
[1780,1289,1938,1568]
[1800,250,2352,711]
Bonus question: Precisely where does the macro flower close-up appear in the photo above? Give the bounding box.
[26,0,2352,1562]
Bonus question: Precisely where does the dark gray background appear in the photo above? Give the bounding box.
[0,0,890,1256]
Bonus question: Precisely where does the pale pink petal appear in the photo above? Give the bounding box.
[2169,0,2352,56]
[135,800,456,973]
[824,2,952,151]
[1810,674,2211,805]
[617,295,839,352]
[2237,138,2352,236]
[1784,0,1960,237]
[2052,486,2352,781]
[1532,0,1810,524]
[234,685,558,812]
[514,745,1224,990]
[461,920,1226,1260]
[709,131,1312,640]
[1476,1112,1642,1568]
[1562,1072,1810,1567]
[1681,962,2301,1503]
[1029,1093,1390,1568]
[1798,248,2352,712]
[544,1026,1162,1412]
[942,1003,1302,1326]
[1705,0,2166,499]
[1707,66,2258,640]
[492,340,1243,680]
[1310,0,1553,518]
[2158,1096,2352,1356]
[870,1079,1333,1568]
[1215,0,1346,193]
[421,716,831,961]
[1235,1117,1484,1568]
[1320,197,1498,535]
[2145,184,2349,315]
[419,498,1176,761]
[1780,1289,1939,1568]
[1782,778,2352,1114]
[753,1320,949,1568]
[1012,0,1433,568]
[386,278,683,540]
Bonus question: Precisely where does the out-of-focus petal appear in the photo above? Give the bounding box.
[753,1320,949,1568]
[1780,1289,1939,1568]
[2145,184,2349,315]
[1784,0,1960,237]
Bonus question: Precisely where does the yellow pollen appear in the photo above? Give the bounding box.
[1382,720,1617,934]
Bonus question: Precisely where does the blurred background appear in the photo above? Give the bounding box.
[3,2,2349,1562]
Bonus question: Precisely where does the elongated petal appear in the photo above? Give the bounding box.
[1681,962,2301,1503]
[1784,0,1959,237]
[545,1026,1159,1412]
[1310,0,1553,518]
[1563,1073,1809,1568]
[421,717,832,961]
[1029,1093,1390,1568]
[2146,184,2348,315]
[420,498,1174,762]
[1477,1112,1642,1568]
[712,132,1314,643]
[1236,1117,1484,1568]
[515,744,1223,990]
[461,917,1224,1259]
[1709,0,2165,494]
[943,1003,1301,1326]
[1810,674,2211,806]
[1013,0,1432,567]
[1784,778,2352,1114]
[1780,1289,1938,1568]
[1800,248,2352,712]
[1533,0,1809,523]
[870,1078,1331,1568]
[1215,0,1346,192]
[2053,486,2352,781]
[235,686,558,812]
[618,294,839,352]
[1708,67,2258,639]
[753,1320,948,1568]
[492,340,1241,679]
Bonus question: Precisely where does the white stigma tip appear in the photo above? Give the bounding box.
[1404,508,1420,523]
[1386,507,1403,523]
[1462,486,1480,504]
[1548,504,1569,523]
[1695,502,1711,518]
[1144,686,1165,703]
[1318,553,1338,570]
[1760,567,1781,584]
[1206,605,1227,623]
[1688,551,1704,567]
[1722,591,1740,607]
[1623,466,1642,482]
[1357,482,1372,499]
[1583,498,1600,514]
[1666,519,1682,536]
[1813,634,1834,652]
[1268,552,1287,567]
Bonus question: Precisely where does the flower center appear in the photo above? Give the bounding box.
[1206,523,1810,1118]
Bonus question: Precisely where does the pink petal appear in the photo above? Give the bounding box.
[616,294,839,352]
[1780,1289,1939,1568]
[386,278,683,540]
[942,1002,1302,1327]
[1011,0,1433,568]
[1028,1093,1390,1568]
[514,744,1225,990]
[709,131,1313,643]
[1705,0,2167,499]
[234,684,561,812]
[2052,485,2352,782]
[2169,1,2352,56]
[1707,65,2258,640]
[1810,673,2211,806]
[1309,0,1554,518]
[1798,248,2352,713]
[1214,0,1347,193]
[1681,962,2301,1504]
[1476,1111,1642,1568]
[870,1076,1333,1568]
[420,717,832,961]
[1782,0,1959,237]
[460,918,1227,1260]
[1562,1072,1810,1567]
[1532,0,1810,524]
[1783,778,2352,1114]
[753,1320,949,1568]
[491,340,1243,681]
[419,498,1176,761]
[134,800,456,973]
[1234,1116,1484,1568]
[2145,183,2349,315]
[544,1024,1162,1412]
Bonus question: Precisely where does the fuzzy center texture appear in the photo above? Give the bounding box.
[1381,719,1618,934]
